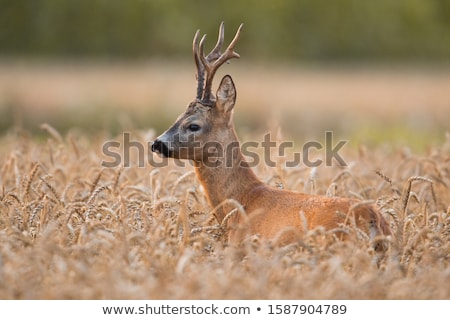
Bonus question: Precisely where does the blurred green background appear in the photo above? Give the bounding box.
[0,0,449,149]
[2,0,450,61]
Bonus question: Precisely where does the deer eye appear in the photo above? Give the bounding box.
[188,124,201,132]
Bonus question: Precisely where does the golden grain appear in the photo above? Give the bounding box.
[0,131,448,299]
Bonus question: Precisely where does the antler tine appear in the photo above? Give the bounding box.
[193,29,205,100]
[194,23,223,102]
[199,23,243,102]
[210,23,242,68]
[205,21,225,62]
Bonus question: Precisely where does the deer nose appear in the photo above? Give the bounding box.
[152,139,171,157]
[151,140,162,153]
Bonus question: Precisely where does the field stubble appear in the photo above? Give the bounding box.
[0,126,449,299]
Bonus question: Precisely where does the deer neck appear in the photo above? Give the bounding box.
[193,129,263,224]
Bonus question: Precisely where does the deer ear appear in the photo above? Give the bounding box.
[216,75,236,113]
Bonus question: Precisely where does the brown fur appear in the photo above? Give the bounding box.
[193,123,391,246]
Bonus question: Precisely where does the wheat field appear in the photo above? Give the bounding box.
[0,64,449,299]
[0,125,449,299]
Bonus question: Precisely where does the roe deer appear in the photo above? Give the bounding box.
[152,22,391,247]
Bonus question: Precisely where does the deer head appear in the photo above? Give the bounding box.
[152,22,243,163]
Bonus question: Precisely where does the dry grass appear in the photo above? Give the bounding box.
[0,126,449,300]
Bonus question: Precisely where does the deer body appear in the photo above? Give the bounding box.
[191,102,390,244]
[152,23,391,245]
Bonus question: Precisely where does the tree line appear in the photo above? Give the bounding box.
[1,0,449,62]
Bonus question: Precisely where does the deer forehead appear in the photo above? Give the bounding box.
[187,101,212,114]
[170,102,212,127]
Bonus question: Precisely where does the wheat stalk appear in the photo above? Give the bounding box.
[40,123,63,144]
[23,162,40,201]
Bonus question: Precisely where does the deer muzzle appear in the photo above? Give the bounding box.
[151,139,171,157]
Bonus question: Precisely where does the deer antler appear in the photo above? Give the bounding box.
[193,22,243,104]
